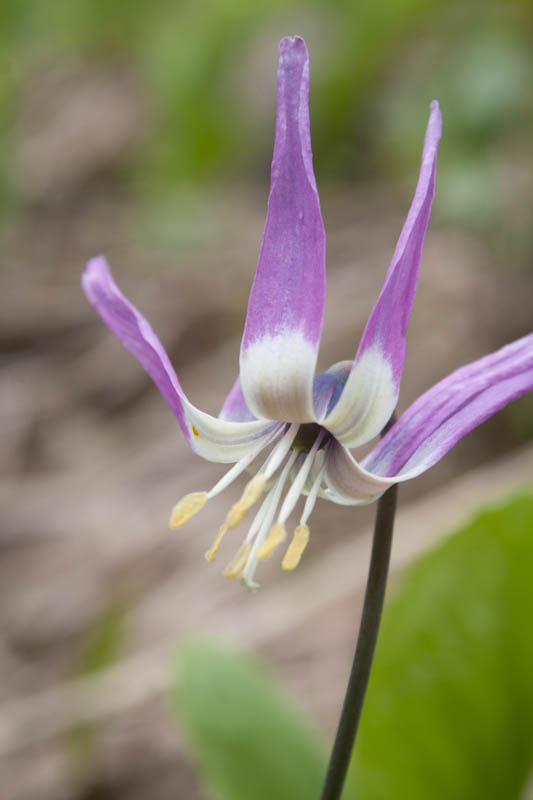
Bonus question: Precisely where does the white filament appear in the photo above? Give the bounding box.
[263,423,299,478]
[277,430,325,524]
[207,425,282,499]
[300,461,328,525]
[241,449,298,589]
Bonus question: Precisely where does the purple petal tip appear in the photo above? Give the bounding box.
[429,100,442,138]
[279,35,308,62]
[81,256,109,295]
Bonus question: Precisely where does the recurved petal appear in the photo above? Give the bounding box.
[219,377,257,422]
[325,102,442,448]
[324,440,395,504]
[363,333,533,479]
[82,257,279,462]
[239,36,326,423]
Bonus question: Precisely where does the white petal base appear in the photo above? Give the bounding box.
[324,347,397,447]
[240,329,317,423]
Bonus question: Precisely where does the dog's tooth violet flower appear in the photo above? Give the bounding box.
[82,36,533,591]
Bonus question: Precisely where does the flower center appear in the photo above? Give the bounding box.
[168,423,330,590]
[293,423,331,453]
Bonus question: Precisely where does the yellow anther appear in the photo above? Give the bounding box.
[258,523,287,561]
[225,474,267,529]
[205,523,228,563]
[222,541,252,579]
[282,524,310,571]
[169,491,207,529]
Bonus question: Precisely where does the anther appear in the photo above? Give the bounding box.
[257,523,286,560]
[205,523,228,562]
[222,541,252,579]
[169,491,207,529]
[282,524,310,571]
[225,474,267,529]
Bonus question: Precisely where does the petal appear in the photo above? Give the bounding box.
[324,440,394,504]
[312,361,351,420]
[219,377,257,422]
[363,334,533,479]
[82,257,279,462]
[325,102,442,447]
[239,36,326,423]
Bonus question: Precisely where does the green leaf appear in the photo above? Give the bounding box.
[67,602,129,768]
[171,639,328,800]
[75,602,128,677]
[351,493,533,800]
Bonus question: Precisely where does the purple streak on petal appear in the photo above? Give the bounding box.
[356,101,442,387]
[82,255,190,442]
[241,36,325,351]
[219,377,257,422]
[363,334,533,478]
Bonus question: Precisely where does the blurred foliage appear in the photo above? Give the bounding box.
[0,0,531,254]
[351,492,533,798]
[67,603,128,772]
[171,639,340,800]
[173,492,533,799]
[74,601,128,677]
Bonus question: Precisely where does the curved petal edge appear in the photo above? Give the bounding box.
[364,333,533,479]
[82,257,278,463]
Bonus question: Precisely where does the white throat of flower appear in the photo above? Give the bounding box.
[169,422,330,590]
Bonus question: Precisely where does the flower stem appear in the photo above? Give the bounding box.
[320,423,398,800]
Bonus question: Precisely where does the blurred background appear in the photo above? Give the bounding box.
[1,0,532,798]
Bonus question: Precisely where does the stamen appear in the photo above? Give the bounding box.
[245,489,274,543]
[222,541,252,579]
[257,523,286,560]
[277,429,325,525]
[277,456,327,569]
[240,450,298,589]
[204,523,228,562]
[225,473,267,528]
[263,423,299,478]
[228,490,279,589]
[171,426,283,532]
[206,426,282,500]
[282,524,310,571]
[206,482,273,566]
[217,424,298,537]
[300,461,328,525]
[169,492,207,529]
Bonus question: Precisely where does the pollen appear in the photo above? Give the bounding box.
[282,524,310,571]
[169,491,207,529]
[258,523,286,560]
[222,541,252,579]
[225,474,267,529]
[191,424,199,437]
[205,523,228,562]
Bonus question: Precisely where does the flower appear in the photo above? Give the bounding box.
[83,36,533,590]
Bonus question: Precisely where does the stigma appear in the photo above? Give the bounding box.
[169,422,328,589]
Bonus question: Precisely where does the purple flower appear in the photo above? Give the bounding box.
[83,36,533,590]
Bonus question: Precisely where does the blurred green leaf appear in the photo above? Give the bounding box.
[351,493,533,799]
[172,639,330,800]
[76,602,128,677]
[67,602,128,770]
[171,495,533,800]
